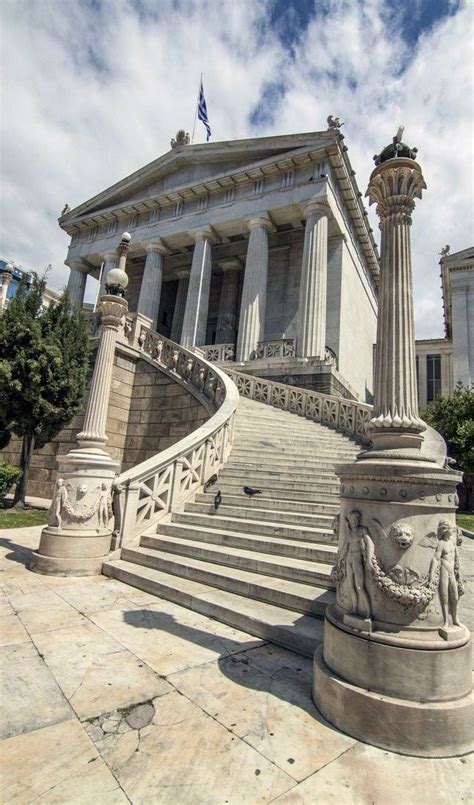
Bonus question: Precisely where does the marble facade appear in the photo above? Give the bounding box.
[61,129,379,402]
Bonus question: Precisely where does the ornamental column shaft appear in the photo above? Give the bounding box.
[66,261,87,308]
[313,132,472,759]
[216,259,240,344]
[171,270,190,342]
[296,201,329,359]
[30,233,131,578]
[137,242,167,328]
[367,158,426,449]
[236,214,272,362]
[181,228,215,348]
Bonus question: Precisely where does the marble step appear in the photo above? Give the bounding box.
[170,511,335,546]
[119,548,334,617]
[103,558,325,657]
[139,532,335,585]
[224,460,338,478]
[218,470,341,492]
[204,481,340,502]
[233,427,357,445]
[232,439,357,456]
[184,500,335,528]
[229,449,356,467]
[195,491,340,515]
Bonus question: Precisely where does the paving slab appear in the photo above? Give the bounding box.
[0,614,30,647]
[91,598,265,676]
[32,621,172,720]
[170,644,355,782]
[1,642,73,739]
[84,690,295,804]
[0,718,127,804]
[272,742,474,805]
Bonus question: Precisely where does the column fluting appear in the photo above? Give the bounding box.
[236,214,272,362]
[296,201,329,359]
[180,228,214,348]
[66,261,87,308]
[137,242,167,327]
[171,269,190,343]
[216,259,241,344]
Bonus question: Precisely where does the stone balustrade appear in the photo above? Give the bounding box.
[202,343,236,363]
[255,339,296,360]
[112,320,239,547]
[225,367,371,443]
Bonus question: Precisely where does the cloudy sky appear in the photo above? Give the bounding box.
[1,0,472,338]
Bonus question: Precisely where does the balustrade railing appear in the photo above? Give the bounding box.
[111,318,239,548]
[202,343,235,363]
[225,367,371,443]
[255,339,295,359]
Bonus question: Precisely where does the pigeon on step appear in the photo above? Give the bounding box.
[214,490,222,510]
[243,486,262,497]
[204,473,218,492]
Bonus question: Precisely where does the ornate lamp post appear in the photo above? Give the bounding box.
[30,233,131,576]
[313,132,473,757]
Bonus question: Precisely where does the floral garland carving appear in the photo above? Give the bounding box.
[363,546,440,612]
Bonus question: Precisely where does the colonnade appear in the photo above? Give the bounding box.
[66,200,330,361]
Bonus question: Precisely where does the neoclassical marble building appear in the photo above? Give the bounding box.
[415,247,474,408]
[62,128,379,401]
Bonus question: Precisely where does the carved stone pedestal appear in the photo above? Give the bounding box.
[313,459,474,757]
[30,448,118,576]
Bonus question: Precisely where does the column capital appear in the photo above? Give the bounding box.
[366,158,426,225]
[145,239,169,256]
[188,225,218,244]
[218,258,241,273]
[175,267,191,280]
[65,258,88,272]
[246,213,274,232]
[301,198,329,220]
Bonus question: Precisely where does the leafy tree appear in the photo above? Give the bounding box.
[422,383,474,511]
[0,275,90,506]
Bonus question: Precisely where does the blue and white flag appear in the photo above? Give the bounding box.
[198,78,212,141]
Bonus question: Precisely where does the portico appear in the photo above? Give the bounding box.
[60,129,379,401]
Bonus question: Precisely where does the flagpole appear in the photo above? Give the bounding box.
[191,72,202,145]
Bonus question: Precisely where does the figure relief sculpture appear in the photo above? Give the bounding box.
[97,482,113,529]
[48,478,68,528]
[429,520,464,630]
[336,510,371,619]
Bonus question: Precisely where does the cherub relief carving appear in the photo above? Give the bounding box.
[48,478,68,528]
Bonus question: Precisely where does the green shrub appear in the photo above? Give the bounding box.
[0,462,22,500]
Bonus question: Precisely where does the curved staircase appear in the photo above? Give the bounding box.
[104,395,359,657]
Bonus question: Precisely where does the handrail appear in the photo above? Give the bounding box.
[225,367,372,444]
[112,318,239,548]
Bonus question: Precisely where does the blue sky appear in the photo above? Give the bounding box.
[0,0,472,338]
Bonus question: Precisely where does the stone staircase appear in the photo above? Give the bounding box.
[104,396,360,656]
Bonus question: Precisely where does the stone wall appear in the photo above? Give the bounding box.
[1,348,210,500]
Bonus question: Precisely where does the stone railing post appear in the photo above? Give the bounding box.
[313,132,473,758]
[30,233,132,577]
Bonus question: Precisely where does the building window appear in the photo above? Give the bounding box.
[427,354,441,402]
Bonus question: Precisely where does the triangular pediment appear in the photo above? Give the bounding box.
[61,131,335,223]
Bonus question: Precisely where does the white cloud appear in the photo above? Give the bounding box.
[0,0,472,337]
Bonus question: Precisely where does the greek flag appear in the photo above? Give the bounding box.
[198,78,211,141]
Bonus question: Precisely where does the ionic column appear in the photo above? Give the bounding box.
[181,227,215,348]
[236,214,272,362]
[296,200,329,359]
[66,260,88,308]
[366,155,427,449]
[99,253,117,298]
[171,269,190,342]
[137,241,168,328]
[216,259,240,344]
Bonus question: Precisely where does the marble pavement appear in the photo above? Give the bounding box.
[0,526,472,804]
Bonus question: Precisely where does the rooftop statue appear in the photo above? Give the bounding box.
[171,130,190,149]
[327,115,344,130]
[440,244,451,257]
